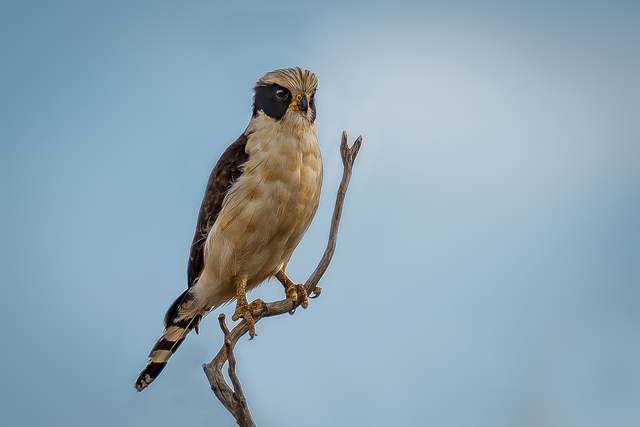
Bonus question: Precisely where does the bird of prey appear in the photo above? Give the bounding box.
[135,67,322,391]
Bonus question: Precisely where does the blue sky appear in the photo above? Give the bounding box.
[1,1,639,426]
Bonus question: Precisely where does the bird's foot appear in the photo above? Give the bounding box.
[285,283,310,308]
[276,269,320,308]
[231,298,264,339]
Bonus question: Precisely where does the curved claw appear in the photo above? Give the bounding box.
[310,286,322,299]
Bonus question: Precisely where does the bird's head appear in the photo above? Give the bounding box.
[252,67,318,125]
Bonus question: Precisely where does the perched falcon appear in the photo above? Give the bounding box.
[135,67,322,391]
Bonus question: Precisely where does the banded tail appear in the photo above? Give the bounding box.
[135,289,203,391]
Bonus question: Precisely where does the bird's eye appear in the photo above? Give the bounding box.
[275,89,287,101]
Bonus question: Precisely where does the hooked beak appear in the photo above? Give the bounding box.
[289,92,309,112]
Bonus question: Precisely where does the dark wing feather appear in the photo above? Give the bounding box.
[187,134,249,287]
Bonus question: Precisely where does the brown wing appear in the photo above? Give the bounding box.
[187,133,249,287]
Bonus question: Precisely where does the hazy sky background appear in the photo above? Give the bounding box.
[1,1,639,426]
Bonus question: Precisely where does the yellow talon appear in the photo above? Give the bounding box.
[276,269,310,308]
[232,276,260,338]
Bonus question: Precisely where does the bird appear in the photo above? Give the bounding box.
[135,67,323,391]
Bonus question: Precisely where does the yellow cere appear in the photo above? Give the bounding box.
[289,93,304,109]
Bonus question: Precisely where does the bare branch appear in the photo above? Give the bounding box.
[305,131,362,294]
[202,314,256,427]
[203,132,362,426]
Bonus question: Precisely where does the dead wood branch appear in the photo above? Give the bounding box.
[202,131,362,427]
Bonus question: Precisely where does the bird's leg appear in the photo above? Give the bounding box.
[231,276,261,338]
[275,269,321,309]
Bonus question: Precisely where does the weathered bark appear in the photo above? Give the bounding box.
[202,132,362,426]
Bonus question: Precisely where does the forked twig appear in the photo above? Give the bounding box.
[202,132,362,426]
